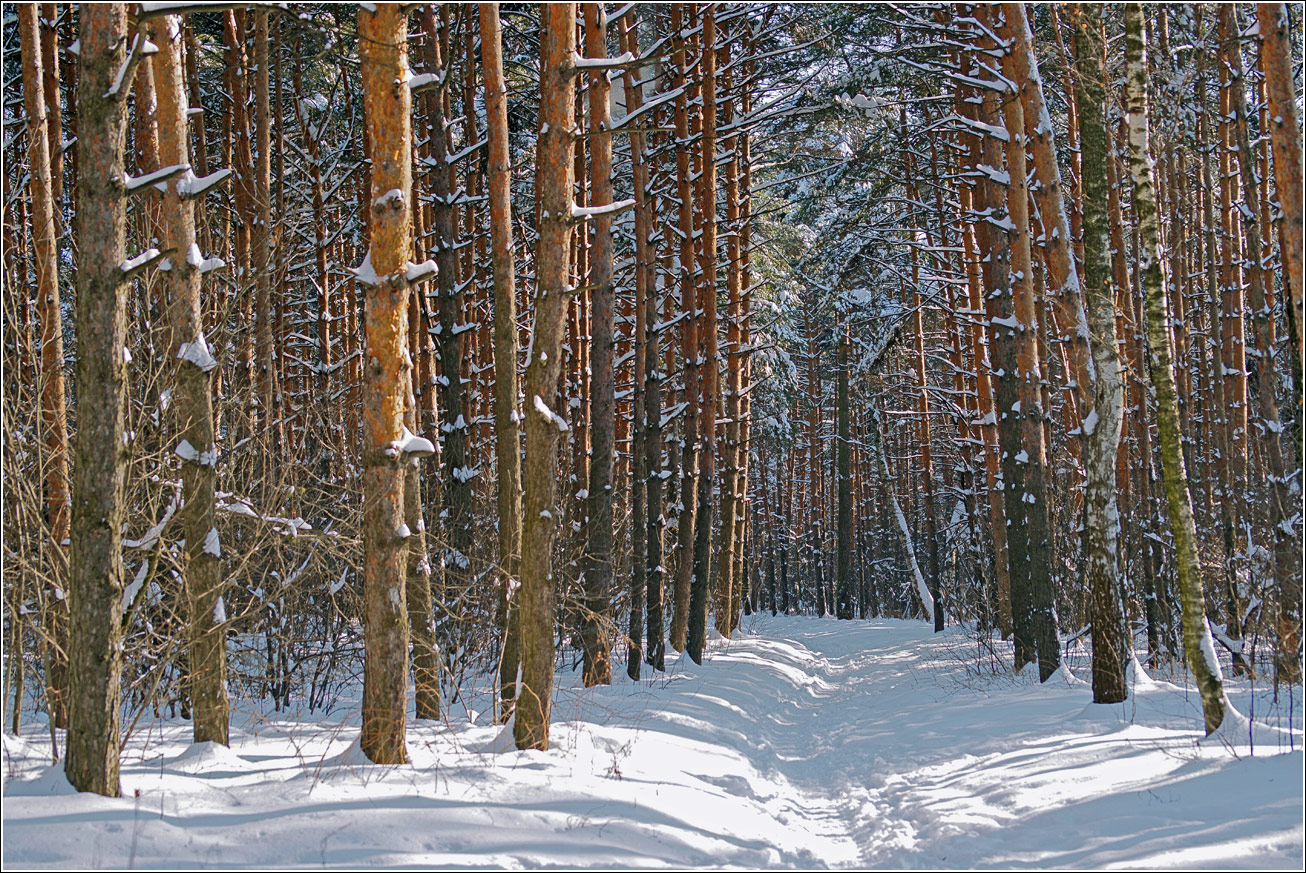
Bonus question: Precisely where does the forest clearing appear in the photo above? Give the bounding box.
[1,2,1303,868]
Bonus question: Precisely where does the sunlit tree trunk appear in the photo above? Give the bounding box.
[1123,2,1226,735]
[995,5,1059,680]
[358,2,414,765]
[516,2,576,751]
[478,1,524,722]
[716,28,745,634]
[1069,2,1128,703]
[1223,5,1300,685]
[155,12,230,746]
[580,1,616,687]
[669,3,698,653]
[65,1,129,797]
[1257,3,1303,400]
[19,1,71,731]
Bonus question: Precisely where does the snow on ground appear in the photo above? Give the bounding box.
[3,615,1302,869]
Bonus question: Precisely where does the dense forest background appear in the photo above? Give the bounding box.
[1,2,1302,794]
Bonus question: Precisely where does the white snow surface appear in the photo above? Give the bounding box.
[3,615,1301,869]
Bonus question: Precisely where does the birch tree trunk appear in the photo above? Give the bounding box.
[1123,2,1226,735]
[1070,2,1128,704]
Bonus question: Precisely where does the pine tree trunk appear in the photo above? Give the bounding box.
[1257,3,1304,402]
[1123,2,1226,735]
[1223,5,1300,685]
[153,13,231,746]
[254,10,279,462]
[994,5,1060,680]
[617,14,664,674]
[358,3,413,765]
[40,3,63,230]
[580,1,615,687]
[669,3,698,654]
[972,56,1034,666]
[419,6,472,638]
[405,362,438,720]
[19,1,71,732]
[65,1,129,797]
[478,2,524,723]
[835,322,853,620]
[516,3,576,751]
[692,4,722,658]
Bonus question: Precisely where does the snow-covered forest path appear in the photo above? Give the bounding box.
[4,615,1302,869]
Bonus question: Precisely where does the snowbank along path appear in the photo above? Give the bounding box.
[3,614,1302,868]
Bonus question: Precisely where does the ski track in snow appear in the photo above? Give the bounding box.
[3,615,1302,869]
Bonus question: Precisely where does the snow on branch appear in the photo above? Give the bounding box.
[106,30,158,100]
[177,332,218,373]
[570,50,636,72]
[611,86,684,130]
[138,2,288,19]
[350,249,379,287]
[124,163,189,193]
[120,247,174,280]
[123,486,181,551]
[946,113,1009,142]
[175,167,233,199]
[406,259,438,284]
[533,395,570,432]
[397,426,436,459]
[571,199,636,222]
[409,70,449,94]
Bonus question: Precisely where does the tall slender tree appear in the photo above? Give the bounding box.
[357,2,417,765]
[1123,2,1226,735]
[579,1,616,687]
[516,2,577,751]
[65,1,132,797]
[156,11,231,746]
[1067,2,1128,703]
[479,1,524,721]
[19,1,71,731]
